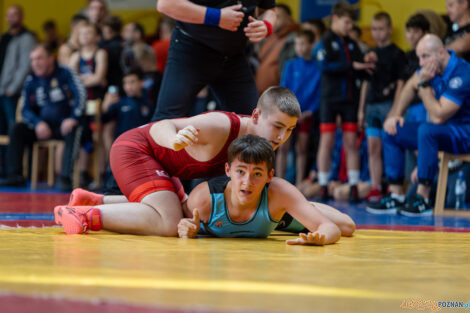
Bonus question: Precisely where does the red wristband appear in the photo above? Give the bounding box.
[263,20,273,37]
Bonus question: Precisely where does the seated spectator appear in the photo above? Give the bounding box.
[41,19,63,52]
[367,35,470,216]
[100,15,124,93]
[101,67,153,158]
[0,44,85,188]
[277,30,321,186]
[58,14,89,66]
[132,43,161,106]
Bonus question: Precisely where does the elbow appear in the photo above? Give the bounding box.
[156,0,171,14]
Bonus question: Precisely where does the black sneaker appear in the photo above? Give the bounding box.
[398,195,433,216]
[349,185,360,203]
[366,194,404,214]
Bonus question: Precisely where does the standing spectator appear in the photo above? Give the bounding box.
[314,2,375,203]
[277,30,321,186]
[58,14,89,66]
[69,23,108,187]
[256,4,298,94]
[151,16,175,73]
[445,0,470,61]
[368,35,470,216]
[0,5,36,134]
[100,15,124,93]
[120,23,155,74]
[402,14,430,123]
[358,12,406,202]
[42,20,63,53]
[152,0,276,120]
[87,0,108,29]
[0,44,86,188]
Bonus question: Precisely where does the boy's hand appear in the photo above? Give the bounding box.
[178,209,200,238]
[244,16,267,42]
[364,51,378,63]
[357,111,365,131]
[172,126,199,151]
[353,62,375,75]
[286,232,326,246]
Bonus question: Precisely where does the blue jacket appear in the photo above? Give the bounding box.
[281,57,321,113]
[21,65,86,130]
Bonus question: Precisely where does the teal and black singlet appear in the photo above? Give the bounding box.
[198,176,280,238]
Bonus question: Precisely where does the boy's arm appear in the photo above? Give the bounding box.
[358,81,369,131]
[178,181,212,238]
[149,111,232,151]
[81,49,108,87]
[270,178,341,245]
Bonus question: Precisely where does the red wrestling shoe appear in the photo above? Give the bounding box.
[68,188,104,206]
[54,205,102,235]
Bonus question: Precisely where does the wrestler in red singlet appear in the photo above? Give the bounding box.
[110,111,241,202]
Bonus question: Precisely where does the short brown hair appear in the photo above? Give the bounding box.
[295,30,315,44]
[373,11,392,27]
[332,2,356,20]
[228,135,275,172]
[257,86,301,118]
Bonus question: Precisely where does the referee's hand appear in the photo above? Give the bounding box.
[219,4,244,31]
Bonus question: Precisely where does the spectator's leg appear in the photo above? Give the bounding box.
[275,136,292,179]
[5,123,36,180]
[295,132,310,185]
[382,122,420,194]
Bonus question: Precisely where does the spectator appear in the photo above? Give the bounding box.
[0,5,36,135]
[58,14,89,66]
[303,18,327,45]
[349,25,369,53]
[100,15,124,93]
[277,30,321,186]
[87,0,108,29]
[151,16,175,73]
[133,43,161,107]
[313,1,375,203]
[358,12,406,202]
[69,23,108,188]
[120,23,155,74]
[445,0,470,61]
[152,0,276,120]
[0,44,86,188]
[368,34,470,216]
[101,67,153,159]
[255,4,298,94]
[41,20,63,53]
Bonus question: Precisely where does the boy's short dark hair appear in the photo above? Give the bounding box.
[42,20,56,31]
[134,23,146,40]
[71,14,89,26]
[406,13,430,32]
[275,4,292,16]
[304,18,326,36]
[123,66,144,80]
[103,15,123,33]
[351,25,362,37]
[373,11,392,27]
[295,30,315,44]
[257,86,301,118]
[332,2,356,20]
[228,135,275,172]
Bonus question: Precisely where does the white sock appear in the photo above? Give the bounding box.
[391,193,405,202]
[318,172,330,186]
[348,170,360,186]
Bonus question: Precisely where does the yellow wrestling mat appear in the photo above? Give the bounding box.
[0,228,469,313]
